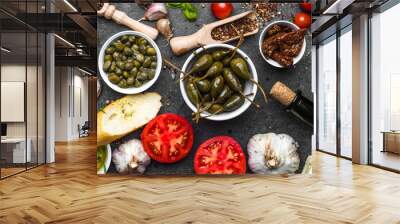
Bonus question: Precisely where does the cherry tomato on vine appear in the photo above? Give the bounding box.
[300,2,313,12]
[294,12,312,29]
[211,3,233,20]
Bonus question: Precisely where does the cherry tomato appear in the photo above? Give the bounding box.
[294,12,312,29]
[194,136,246,174]
[141,113,194,163]
[300,2,313,12]
[211,3,233,20]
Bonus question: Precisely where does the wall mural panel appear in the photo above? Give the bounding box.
[97,2,312,175]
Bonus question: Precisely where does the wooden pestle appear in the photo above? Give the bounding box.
[97,3,159,40]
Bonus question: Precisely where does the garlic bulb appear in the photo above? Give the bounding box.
[112,139,151,174]
[247,133,300,174]
[143,3,168,21]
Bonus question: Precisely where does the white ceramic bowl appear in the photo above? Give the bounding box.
[258,20,306,68]
[180,44,258,121]
[97,144,112,175]
[98,31,162,95]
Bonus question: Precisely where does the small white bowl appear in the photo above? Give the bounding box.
[97,144,112,175]
[98,31,162,95]
[258,20,306,68]
[180,44,258,121]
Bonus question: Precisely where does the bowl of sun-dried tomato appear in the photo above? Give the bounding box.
[259,20,306,68]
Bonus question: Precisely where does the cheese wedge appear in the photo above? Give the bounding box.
[97,92,162,145]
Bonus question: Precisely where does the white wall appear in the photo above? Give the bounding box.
[54,66,89,141]
[1,64,46,164]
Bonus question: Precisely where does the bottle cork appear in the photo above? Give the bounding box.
[270,81,296,107]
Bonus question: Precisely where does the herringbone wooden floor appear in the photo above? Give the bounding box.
[0,136,399,224]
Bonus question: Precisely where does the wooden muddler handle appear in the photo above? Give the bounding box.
[169,31,202,55]
[98,3,159,40]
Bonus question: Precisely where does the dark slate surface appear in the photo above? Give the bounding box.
[97,3,312,175]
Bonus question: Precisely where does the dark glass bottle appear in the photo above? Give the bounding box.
[286,91,313,127]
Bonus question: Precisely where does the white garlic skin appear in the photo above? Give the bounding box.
[112,139,151,174]
[247,133,300,175]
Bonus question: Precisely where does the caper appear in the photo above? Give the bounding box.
[134,79,142,87]
[146,47,156,56]
[108,73,120,84]
[208,104,223,114]
[150,56,157,61]
[109,61,116,72]
[132,60,141,68]
[135,54,145,63]
[123,47,133,56]
[131,44,139,51]
[105,47,115,54]
[121,55,127,61]
[139,45,146,54]
[104,54,112,61]
[210,76,225,99]
[150,62,157,69]
[103,60,111,72]
[130,67,138,78]
[112,52,121,60]
[136,72,147,81]
[125,41,132,47]
[116,61,125,70]
[147,69,156,80]
[202,93,212,103]
[138,38,148,45]
[118,79,127,88]
[114,42,124,52]
[195,79,211,93]
[128,36,136,43]
[125,62,133,71]
[123,71,130,79]
[223,94,244,112]
[143,57,151,68]
[120,35,129,43]
[127,77,135,86]
[115,67,122,75]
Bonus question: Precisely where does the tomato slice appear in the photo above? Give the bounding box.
[194,136,246,174]
[141,113,194,163]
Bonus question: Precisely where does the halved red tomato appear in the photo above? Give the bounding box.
[141,113,194,163]
[194,136,246,174]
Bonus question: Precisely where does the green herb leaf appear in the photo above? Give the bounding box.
[166,3,183,9]
[182,3,198,22]
[166,3,197,22]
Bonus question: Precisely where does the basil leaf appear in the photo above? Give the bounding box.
[167,2,197,22]
[182,3,197,21]
[166,3,183,9]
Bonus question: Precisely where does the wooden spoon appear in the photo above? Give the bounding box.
[170,11,258,56]
[97,3,159,40]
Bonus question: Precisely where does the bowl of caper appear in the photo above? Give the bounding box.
[99,31,161,94]
[179,44,258,121]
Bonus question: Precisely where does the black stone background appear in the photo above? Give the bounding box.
[97,3,312,175]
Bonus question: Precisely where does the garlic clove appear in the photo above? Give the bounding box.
[156,18,173,40]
